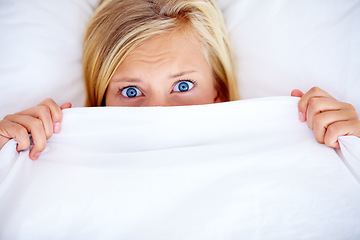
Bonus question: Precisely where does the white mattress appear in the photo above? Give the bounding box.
[1,97,359,239]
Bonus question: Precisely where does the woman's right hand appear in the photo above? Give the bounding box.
[0,98,72,160]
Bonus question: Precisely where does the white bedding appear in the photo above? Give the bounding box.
[0,97,360,239]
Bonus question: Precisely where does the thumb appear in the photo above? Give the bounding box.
[60,102,72,110]
[291,89,306,122]
[291,89,304,98]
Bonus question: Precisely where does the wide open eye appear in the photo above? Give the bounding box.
[173,80,194,92]
[121,87,142,98]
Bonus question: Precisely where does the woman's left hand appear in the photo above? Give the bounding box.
[291,87,360,149]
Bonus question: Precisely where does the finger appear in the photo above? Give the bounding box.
[291,89,304,98]
[39,98,63,123]
[324,120,360,149]
[0,119,31,151]
[40,99,72,133]
[312,109,359,145]
[306,97,350,130]
[55,102,72,133]
[4,115,47,159]
[60,102,72,110]
[17,99,67,135]
[298,87,333,121]
[18,105,53,138]
[291,89,305,122]
[35,98,63,134]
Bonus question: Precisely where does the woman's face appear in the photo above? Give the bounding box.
[105,30,220,107]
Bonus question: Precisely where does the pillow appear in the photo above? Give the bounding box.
[219,0,360,112]
[0,0,99,119]
[0,0,359,119]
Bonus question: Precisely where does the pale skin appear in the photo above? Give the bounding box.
[0,100,72,160]
[0,31,359,159]
[105,30,221,107]
[291,87,360,149]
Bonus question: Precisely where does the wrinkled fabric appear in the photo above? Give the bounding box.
[0,97,359,240]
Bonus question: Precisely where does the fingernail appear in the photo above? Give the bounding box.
[298,112,306,122]
[53,122,61,133]
[32,152,41,160]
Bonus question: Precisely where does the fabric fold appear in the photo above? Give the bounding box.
[0,97,359,239]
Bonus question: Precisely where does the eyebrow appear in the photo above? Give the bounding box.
[110,77,142,83]
[111,70,197,83]
[170,70,197,79]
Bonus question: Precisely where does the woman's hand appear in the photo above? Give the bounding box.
[291,87,360,149]
[0,98,72,160]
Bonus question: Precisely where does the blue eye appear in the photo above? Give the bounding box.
[173,81,194,92]
[121,87,142,98]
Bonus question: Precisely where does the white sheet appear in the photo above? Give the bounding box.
[0,97,360,239]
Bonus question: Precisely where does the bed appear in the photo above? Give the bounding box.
[0,0,360,239]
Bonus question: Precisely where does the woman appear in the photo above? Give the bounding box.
[0,0,359,160]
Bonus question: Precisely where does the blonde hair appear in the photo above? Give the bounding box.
[83,0,238,106]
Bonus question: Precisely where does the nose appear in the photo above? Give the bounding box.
[143,95,171,107]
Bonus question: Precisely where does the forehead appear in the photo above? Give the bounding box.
[120,28,208,67]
